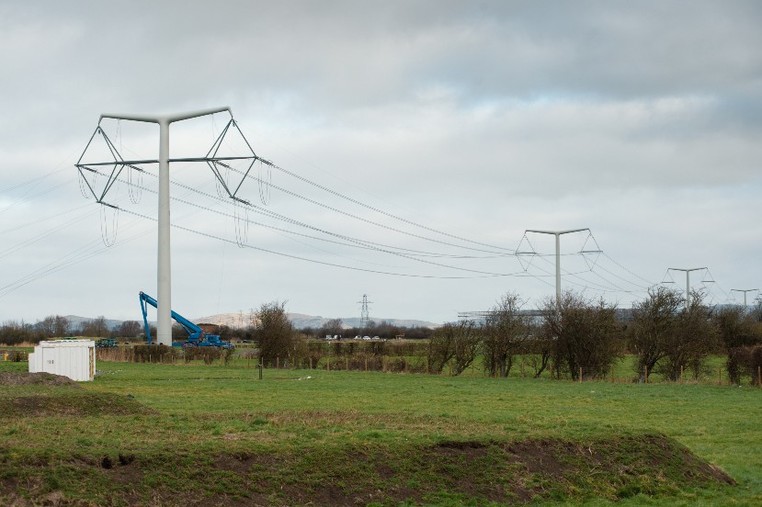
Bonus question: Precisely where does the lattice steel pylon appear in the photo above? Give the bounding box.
[76,107,266,346]
[358,294,373,329]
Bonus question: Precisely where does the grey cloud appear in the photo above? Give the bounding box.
[1,1,760,322]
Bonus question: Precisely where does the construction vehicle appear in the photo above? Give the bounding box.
[138,291,234,349]
[95,338,117,348]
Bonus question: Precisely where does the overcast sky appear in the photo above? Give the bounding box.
[1,0,760,325]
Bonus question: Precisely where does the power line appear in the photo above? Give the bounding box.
[95,167,659,298]
[267,160,515,254]
[100,173,523,277]
[118,207,522,280]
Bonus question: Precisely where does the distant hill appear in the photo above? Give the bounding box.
[194,312,439,330]
[59,312,438,332]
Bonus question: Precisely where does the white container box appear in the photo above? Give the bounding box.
[28,340,96,382]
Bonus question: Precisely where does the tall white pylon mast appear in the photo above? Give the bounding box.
[524,229,591,304]
[730,288,758,307]
[98,107,231,346]
[667,267,707,309]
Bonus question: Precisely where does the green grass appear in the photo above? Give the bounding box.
[1,359,760,505]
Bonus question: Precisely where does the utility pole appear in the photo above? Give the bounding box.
[731,288,758,307]
[667,267,707,309]
[523,229,595,304]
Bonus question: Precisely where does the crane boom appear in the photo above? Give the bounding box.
[138,291,233,348]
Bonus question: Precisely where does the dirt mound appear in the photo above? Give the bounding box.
[0,433,735,506]
[0,392,153,418]
[0,372,80,387]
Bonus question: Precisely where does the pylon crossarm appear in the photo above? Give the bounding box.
[99,126,124,163]
[97,201,120,210]
[78,155,256,167]
[75,126,105,166]
[206,119,234,159]
[223,158,258,199]
[206,160,235,198]
[76,166,99,200]
[99,106,232,125]
[231,196,251,206]
[76,163,125,203]
[230,119,258,158]
[98,164,126,202]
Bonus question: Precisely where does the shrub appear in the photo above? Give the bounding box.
[133,344,178,363]
[482,293,532,377]
[542,292,623,380]
[254,301,295,368]
[656,291,718,381]
[729,345,762,385]
[183,347,222,364]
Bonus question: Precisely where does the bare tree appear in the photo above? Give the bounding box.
[0,320,35,345]
[320,318,344,338]
[716,305,762,384]
[255,301,295,367]
[451,320,481,375]
[53,315,70,337]
[715,305,760,349]
[542,292,622,380]
[34,315,70,338]
[525,330,553,378]
[482,293,532,377]
[628,287,682,381]
[657,290,718,381]
[428,321,480,375]
[113,320,142,338]
[427,323,457,374]
[80,316,109,337]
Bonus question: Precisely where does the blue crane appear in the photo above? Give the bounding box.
[138,291,234,349]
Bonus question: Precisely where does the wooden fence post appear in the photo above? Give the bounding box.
[579,367,583,383]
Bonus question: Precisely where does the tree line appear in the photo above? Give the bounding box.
[3,289,762,384]
[230,291,762,384]
[427,288,762,383]
[0,316,143,345]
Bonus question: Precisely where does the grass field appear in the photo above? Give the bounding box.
[1,359,760,506]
